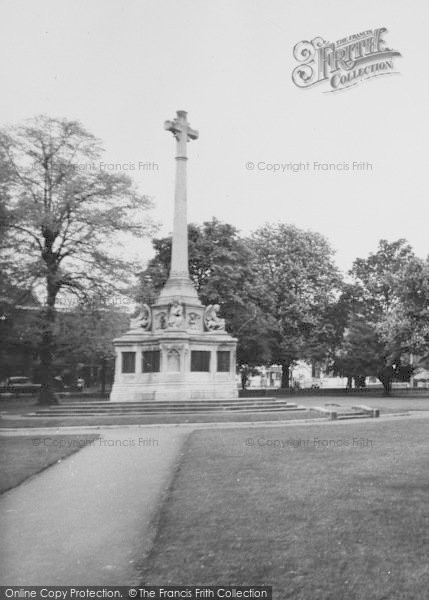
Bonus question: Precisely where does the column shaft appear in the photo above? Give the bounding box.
[170,155,188,277]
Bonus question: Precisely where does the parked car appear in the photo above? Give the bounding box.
[0,375,69,395]
[1,376,41,394]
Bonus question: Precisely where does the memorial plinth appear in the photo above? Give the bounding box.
[110,111,238,402]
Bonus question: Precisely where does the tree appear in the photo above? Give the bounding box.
[0,276,41,381]
[351,239,415,316]
[0,115,155,403]
[0,275,130,389]
[54,301,129,393]
[249,223,342,387]
[380,257,429,360]
[138,218,272,367]
[338,239,417,394]
[334,312,386,389]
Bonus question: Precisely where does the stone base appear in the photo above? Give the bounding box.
[110,378,238,402]
[109,329,238,402]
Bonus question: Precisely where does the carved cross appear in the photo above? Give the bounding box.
[164,110,199,158]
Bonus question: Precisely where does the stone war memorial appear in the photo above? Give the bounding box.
[110,111,238,402]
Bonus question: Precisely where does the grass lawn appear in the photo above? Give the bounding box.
[0,434,99,494]
[141,419,429,600]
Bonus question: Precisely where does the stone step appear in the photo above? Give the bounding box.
[27,405,305,416]
[27,409,306,418]
[310,405,380,420]
[45,403,296,411]
[26,400,306,417]
[32,407,295,414]
[35,400,297,411]
[52,402,288,410]
[26,409,304,419]
[62,400,287,404]
[55,398,284,407]
[351,405,380,417]
[336,412,372,419]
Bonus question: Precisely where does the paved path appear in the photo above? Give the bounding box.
[0,427,188,585]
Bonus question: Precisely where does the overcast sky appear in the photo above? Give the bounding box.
[1,0,428,273]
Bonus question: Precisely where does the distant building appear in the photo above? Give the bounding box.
[247,361,348,389]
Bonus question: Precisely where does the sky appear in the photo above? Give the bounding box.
[1,0,428,274]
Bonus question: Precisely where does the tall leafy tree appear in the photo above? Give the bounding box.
[380,257,429,361]
[338,239,417,393]
[249,223,342,387]
[0,115,155,403]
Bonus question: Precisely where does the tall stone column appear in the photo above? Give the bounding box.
[171,111,190,279]
[158,110,200,303]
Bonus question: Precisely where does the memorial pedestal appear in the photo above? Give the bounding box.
[110,328,238,402]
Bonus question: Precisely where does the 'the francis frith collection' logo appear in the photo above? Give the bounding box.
[292,28,401,92]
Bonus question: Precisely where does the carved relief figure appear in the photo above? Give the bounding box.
[155,312,167,330]
[204,304,226,331]
[130,303,151,330]
[168,301,184,328]
[188,312,201,330]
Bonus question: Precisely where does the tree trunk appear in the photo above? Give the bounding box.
[381,378,392,395]
[354,375,366,389]
[240,367,248,390]
[100,357,106,395]
[281,362,290,388]
[378,366,393,396]
[38,281,59,405]
[381,377,392,396]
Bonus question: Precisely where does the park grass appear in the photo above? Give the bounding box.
[141,419,429,600]
[0,434,99,494]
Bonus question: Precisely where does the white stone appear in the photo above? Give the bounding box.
[110,111,238,402]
